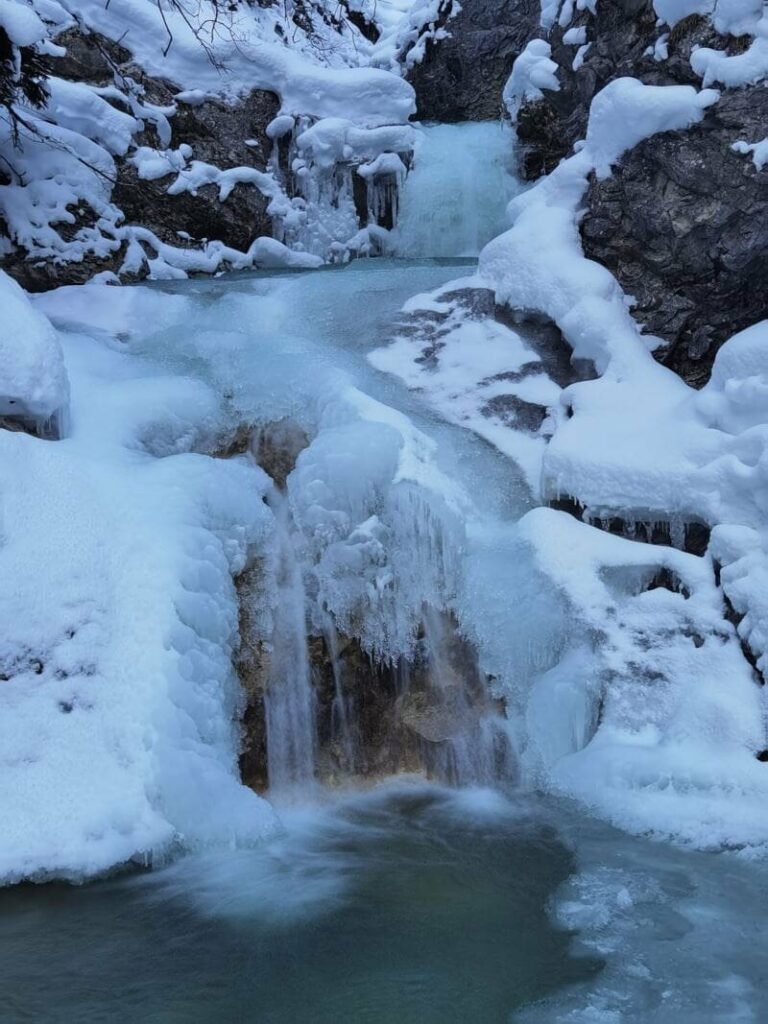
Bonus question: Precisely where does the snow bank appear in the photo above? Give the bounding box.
[0,270,69,426]
[0,0,48,46]
[65,0,414,124]
[0,293,279,883]
[517,508,768,851]
[476,74,768,848]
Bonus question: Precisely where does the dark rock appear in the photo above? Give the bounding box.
[49,28,132,84]
[3,30,280,290]
[234,563,269,792]
[515,0,721,181]
[495,305,597,387]
[113,88,280,256]
[581,88,768,386]
[408,0,540,121]
[481,392,547,432]
[548,495,711,556]
[253,418,310,490]
[509,0,768,385]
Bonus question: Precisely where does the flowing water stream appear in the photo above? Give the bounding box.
[5,125,768,1023]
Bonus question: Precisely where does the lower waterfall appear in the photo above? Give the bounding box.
[263,493,316,794]
[11,259,768,1024]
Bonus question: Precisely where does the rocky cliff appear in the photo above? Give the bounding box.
[413,0,768,386]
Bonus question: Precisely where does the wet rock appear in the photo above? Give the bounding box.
[309,633,422,781]
[495,305,597,387]
[234,563,269,792]
[408,0,540,121]
[254,419,311,490]
[481,393,547,433]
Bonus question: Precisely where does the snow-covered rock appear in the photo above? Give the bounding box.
[0,270,68,433]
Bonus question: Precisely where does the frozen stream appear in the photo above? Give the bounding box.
[20,258,768,1022]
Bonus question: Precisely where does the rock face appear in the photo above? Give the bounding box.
[408,0,540,121]
[513,2,768,385]
[515,5,717,179]
[3,29,279,292]
[582,89,768,386]
[115,87,279,256]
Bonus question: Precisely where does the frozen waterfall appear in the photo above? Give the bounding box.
[392,122,518,258]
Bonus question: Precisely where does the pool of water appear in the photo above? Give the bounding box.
[0,785,598,1024]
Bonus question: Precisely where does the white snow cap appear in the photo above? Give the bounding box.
[0,0,48,46]
[0,270,69,421]
[503,40,560,118]
[586,78,720,177]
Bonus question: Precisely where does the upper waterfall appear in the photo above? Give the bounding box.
[392,122,519,258]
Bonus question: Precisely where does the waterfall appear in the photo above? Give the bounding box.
[319,611,359,774]
[264,495,316,795]
[392,122,518,258]
[403,607,517,787]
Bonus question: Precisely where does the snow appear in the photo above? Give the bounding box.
[732,136,768,168]
[0,270,69,425]
[572,43,591,71]
[516,508,768,851]
[0,294,279,882]
[0,0,48,46]
[370,279,558,490]
[2,0,421,277]
[692,36,768,88]
[645,32,670,61]
[365,69,768,851]
[562,26,587,45]
[503,40,561,118]
[65,0,415,124]
[43,77,140,157]
[653,0,714,26]
[369,0,460,73]
[585,78,719,178]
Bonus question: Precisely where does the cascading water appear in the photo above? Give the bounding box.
[391,122,519,258]
[318,610,359,774]
[263,494,316,794]
[406,606,517,786]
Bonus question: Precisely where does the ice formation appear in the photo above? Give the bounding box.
[371,70,768,851]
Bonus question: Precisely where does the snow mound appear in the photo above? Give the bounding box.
[0,270,69,430]
[0,303,278,883]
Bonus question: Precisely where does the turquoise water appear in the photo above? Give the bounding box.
[0,786,597,1023]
